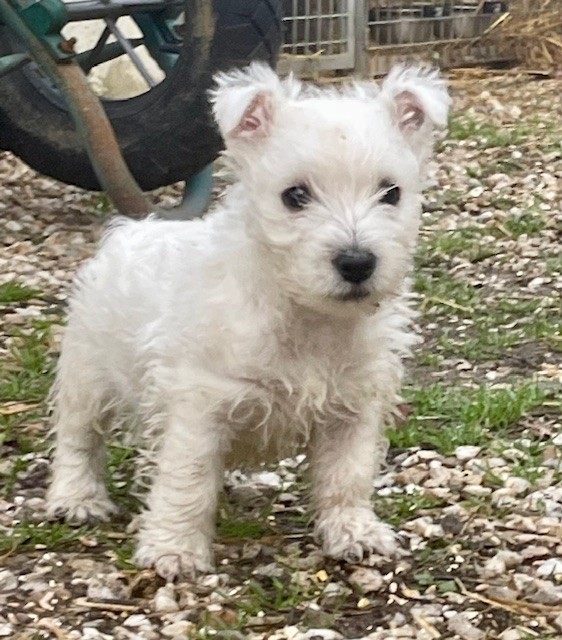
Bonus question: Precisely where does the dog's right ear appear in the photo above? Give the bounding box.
[210,63,282,145]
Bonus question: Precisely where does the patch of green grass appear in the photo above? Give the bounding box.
[85,193,112,217]
[545,255,562,276]
[217,517,268,540]
[0,320,59,403]
[437,328,520,362]
[245,577,308,613]
[417,352,442,367]
[502,211,547,237]
[416,227,498,267]
[447,117,525,148]
[110,537,136,570]
[0,319,60,464]
[489,196,516,211]
[417,284,561,361]
[1,455,27,495]
[445,296,561,360]
[106,444,143,513]
[231,572,326,624]
[0,280,41,304]
[408,540,462,594]
[0,520,93,554]
[0,410,44,452]
[412,568,458,594]
[480,159,524,176]
[0,518,135,568]
[481,435,559,488]
[389,381,546,454]
[376,490,447,527]
[415,271,480,316]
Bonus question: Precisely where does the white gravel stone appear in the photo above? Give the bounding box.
[426,465,451,487]
[446,613,484,640]
[463,485,492,497]
[153,584,180,613]
[301,630,342,640]
[482,550,522,578]
[82,630,113,640]
[253,563,286,578]
[0,570,18,592]
[123,614,150,628]
[5,220,23,232]
[521,546,551,560]
[250,471,282,488]
[454,446,481,462]
[86,581,118,601]
[348,567,384,593]
[536,558,562,577]
[400,453,421,468]
[161,620,193,637]
[418,450,439,460]
[504,477,531,495]
[86,574,127,601]
[199,573,229,588]
[491,488,518,507]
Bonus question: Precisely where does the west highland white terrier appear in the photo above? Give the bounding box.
[47,63,450,580]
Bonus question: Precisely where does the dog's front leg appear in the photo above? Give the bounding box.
[134,400,223,580]
[310,410,399,563]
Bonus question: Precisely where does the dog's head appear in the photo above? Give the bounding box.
[211,64,450,316]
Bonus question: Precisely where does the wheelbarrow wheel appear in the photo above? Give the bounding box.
[0,0,281,191]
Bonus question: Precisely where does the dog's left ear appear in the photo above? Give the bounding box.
[210,63,283,147]
[381,66,450,160]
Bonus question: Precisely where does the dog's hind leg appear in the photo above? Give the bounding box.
[46,343,117,522]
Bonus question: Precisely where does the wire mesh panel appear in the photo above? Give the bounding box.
[279,0,356,74]
[367,1,511,74]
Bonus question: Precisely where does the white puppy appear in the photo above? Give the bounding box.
[47,64,449,580]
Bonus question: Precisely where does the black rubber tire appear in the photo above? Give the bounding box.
[0,0,281,190]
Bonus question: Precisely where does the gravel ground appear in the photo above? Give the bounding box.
[0,70,561,640]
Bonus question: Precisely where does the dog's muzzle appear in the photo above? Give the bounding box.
[332,248,376,284]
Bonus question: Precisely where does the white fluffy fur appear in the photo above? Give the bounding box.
[47,63,449,580]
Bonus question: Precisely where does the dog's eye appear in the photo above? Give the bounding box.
[379,181,401,206]
[282,185,311,211]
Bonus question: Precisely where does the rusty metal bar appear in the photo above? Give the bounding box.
[52,63,153,216]
[1,0,152,217]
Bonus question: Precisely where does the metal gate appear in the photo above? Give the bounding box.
[278,0,357,75]
[280,1,513,77]
[366,1,510,75]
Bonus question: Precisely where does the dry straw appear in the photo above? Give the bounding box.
[481,0,562,74]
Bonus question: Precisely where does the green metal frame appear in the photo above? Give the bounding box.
[5,0,72,59]
[133,10,180,72]
[0,0,151,215]
[0,0,214,218]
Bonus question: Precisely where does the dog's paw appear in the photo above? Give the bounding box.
[134,540,214,581]
[47,489,118,523]
[315,507,401,563]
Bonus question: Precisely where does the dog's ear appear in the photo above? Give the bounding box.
[210,63,282,145]
[380,66,450,160]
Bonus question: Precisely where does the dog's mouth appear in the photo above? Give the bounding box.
[334,286,370,302]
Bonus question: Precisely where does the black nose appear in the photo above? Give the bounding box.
[332,249,376,284]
